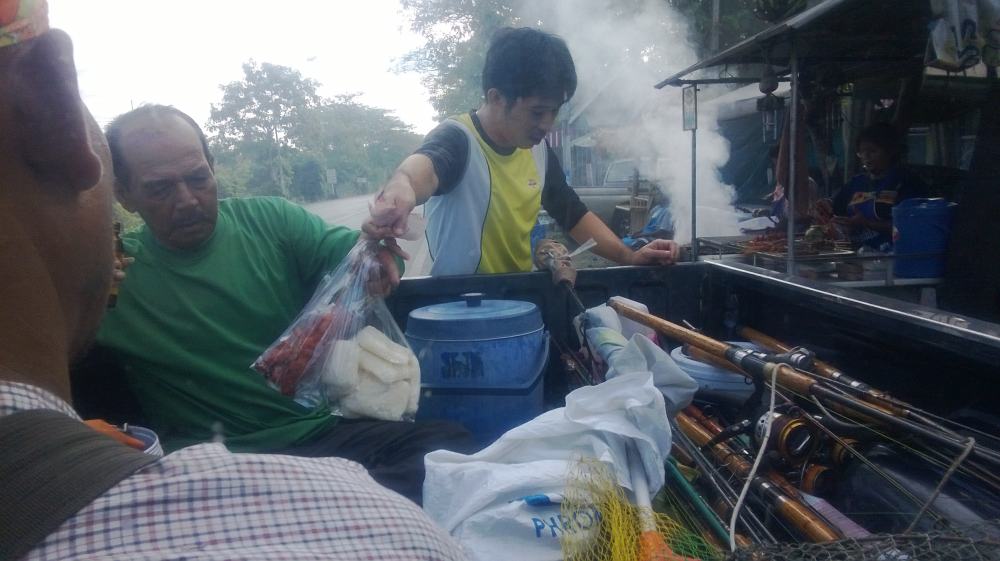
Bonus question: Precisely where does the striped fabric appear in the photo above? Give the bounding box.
[1,381,468,561]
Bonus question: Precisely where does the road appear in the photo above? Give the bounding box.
[306,195,432,277]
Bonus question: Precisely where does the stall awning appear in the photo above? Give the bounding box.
[655,0,932,88]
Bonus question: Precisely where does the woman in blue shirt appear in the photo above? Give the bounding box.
[831,123,929,249]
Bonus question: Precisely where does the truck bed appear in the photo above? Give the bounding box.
[388,262,1000,415]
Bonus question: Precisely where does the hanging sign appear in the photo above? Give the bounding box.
[682,85,698,131]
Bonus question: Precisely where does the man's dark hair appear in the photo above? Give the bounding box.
[105,104,215,187]
[482,27,577,104]
[857,122,903,158]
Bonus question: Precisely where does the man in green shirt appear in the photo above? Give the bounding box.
[94,105,473,504]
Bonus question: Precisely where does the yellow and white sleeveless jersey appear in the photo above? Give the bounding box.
[424,114,549,275]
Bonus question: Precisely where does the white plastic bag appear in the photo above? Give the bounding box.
[422,332,697,561]
[926,0,984,70]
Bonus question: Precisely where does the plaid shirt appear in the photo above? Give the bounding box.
[1,381,467,561]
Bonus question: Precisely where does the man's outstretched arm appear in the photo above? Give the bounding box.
[569,212,680,266]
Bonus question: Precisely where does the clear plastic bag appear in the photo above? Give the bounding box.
[252,240,420,421]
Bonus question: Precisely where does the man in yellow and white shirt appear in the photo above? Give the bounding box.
[366,27,679,276]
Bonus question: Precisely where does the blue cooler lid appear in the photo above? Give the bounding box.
[406,293,542,341]
[893,197,953,216]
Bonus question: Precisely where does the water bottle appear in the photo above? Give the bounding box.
[531,210,553,254]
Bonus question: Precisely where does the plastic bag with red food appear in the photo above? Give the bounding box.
[252,240,421,421]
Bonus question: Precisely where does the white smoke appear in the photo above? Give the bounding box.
[517,0,743,243]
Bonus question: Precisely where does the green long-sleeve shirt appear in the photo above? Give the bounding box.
[97,197,359,452]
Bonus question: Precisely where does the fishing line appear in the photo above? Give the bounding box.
[905,439,1000,496]
[905,437,976,533]
[902,406,1000,444]
[811,394,1000,494]
[800,371,961,436]
[794,393,949,526]
[672,426,777,544]
[775,385,939,519]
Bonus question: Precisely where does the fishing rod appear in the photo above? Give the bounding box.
[676,410,842,543]
[607,300,1000,471]
[739,326,883,398]
[762,384,960,529]
[739,326,958,436]
[670,427,778,545]
[684,344,745,376]
[689,337,984,483]
[663,458,735,548]
[535,239,587,312]
[683,403,848,534]
[806,391,1000,496]
[684,405,817,472]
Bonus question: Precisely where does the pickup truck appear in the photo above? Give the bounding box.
[572,159,664,237]
[386,262,1000,412]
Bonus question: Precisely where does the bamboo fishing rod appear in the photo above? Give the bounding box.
[739,326,884,398]
[739,326,957,435]
[684,344,896,430]
[684,406,815,502]
[684,405,890,539]
[676,410,842,543]
[684,344,745,375]
[670,427,779,545]
[607,300,1000,470]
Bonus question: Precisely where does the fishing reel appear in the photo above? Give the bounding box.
[754,409,818,467]
[695,406,818,470]
[799,463,835,497]
[830,437,859,467]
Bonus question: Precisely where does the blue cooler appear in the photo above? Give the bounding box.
[892,198,956,278]
[406,293,548,447]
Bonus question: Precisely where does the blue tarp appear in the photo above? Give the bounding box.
[717,113,775,205]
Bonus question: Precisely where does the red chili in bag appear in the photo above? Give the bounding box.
[256,307,351,396]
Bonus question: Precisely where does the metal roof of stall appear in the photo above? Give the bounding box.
[655,0,932,88]
[656,0,934,271]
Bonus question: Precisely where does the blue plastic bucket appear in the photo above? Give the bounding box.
[892,198,956,278]
[406,294,548,447]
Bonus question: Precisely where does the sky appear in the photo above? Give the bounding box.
[48,0,439,134]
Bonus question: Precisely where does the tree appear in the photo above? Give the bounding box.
[297,95,422,193]
[400,0,768,120]
[209,61,321,196]
[211,149,252,199]
[665,0,768,56]
[290,155,329,202]
[400,0,519,119]
[208,63,421,201]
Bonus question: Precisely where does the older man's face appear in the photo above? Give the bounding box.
[117,115,219,251]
